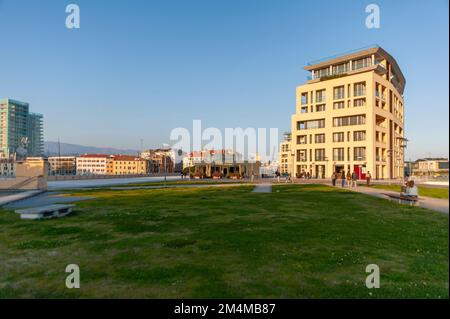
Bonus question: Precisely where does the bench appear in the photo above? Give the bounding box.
[15,204,75,220]
[383,193,420,206]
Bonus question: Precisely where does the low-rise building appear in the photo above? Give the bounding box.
[108,155,147,175]
[414,158,449,176]
[140,149,174,173]
[76,154,109,175]
[182,149,257,178]
[48,156,77,175]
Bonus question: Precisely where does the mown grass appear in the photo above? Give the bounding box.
[118,179,245,187]
[369,184,449,199]
[0,184,448,298]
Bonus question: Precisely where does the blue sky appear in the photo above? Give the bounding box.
[0,0,448,159]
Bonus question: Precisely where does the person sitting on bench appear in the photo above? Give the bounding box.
[401,180,418,198]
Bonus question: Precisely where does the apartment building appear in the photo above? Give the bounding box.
[278,133,292,174]
[48,156,77,175]
[140,149,174,173]
[107,155,147,175]
[288,45,406,179]
[0,99,44,158]
[76,154,110,175]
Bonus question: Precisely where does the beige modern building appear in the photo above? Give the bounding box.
[287,45,406,179]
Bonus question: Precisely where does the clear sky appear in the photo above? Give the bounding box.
[0,0,448,160]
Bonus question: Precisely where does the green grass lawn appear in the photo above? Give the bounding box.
[369,184,449,199]
[0,184,448,298]
[119,179,246,187]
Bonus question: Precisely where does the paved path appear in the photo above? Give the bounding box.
[3,192,95,209]
[349,185,449,214]
[48,176,182,190]
[252,183,272,193]
[0,190,44,207]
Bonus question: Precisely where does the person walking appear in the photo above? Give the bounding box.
[351,170,358,188]
[366,171,372,186]
[276,170,280,183]
[341,170,346,187]
[331,172,337,186]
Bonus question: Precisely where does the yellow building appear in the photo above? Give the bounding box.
[107,155,147,175]
[288,45,406,179]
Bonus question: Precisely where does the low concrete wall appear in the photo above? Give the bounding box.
[0,159,48,190]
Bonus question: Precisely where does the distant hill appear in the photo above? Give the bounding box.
[44,141,139,156]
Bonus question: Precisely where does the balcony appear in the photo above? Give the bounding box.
[316,96,326,103]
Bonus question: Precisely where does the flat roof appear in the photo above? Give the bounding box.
[304,45,406,93]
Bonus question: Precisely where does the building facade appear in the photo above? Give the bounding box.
[48,156,77,175]
[0,158,15,177]
[0,99,44,158]
[287,45,406,179]
[140,149,174,173]
[107,155,147,175]
[414,158,449,176]
[278,133,292,174]
[76,154,109,175]
[27,113,44,157]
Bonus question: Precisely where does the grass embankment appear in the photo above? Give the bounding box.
[0,184,448,298]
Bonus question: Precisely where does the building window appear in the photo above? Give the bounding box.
[354,147,366,161]
[333,148,345,161]
[333,132,344,142]
[301,106,308,113]
[314,68,330,80]
[354,82,366,97]
[354,98,366,107]
[315,134,325,144]
[297,135,307,144]
[333,101,345,110]
[333,115,366,127]
[315,149,326,161]
[354,131,366,141]
[297,119,325,130]
[333,86,345,100]
[316,104,326,112]
[352,57,372,70]
[332,63,349,75]
[316,90,326,103]
[301,93,308,105]
[297,149,307,162]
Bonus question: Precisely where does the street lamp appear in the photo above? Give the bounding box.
[161,143,170,184]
